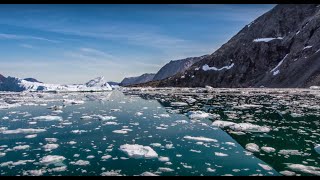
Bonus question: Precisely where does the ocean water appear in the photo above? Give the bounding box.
[0,90,279,176]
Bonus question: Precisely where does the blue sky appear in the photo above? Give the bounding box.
[0,4,275,84]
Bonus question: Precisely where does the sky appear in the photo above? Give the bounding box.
[0,4,275,84]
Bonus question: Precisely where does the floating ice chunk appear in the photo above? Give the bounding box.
[1,160,35,167]
[279,150,302,156]
[280,170,296,176]
[67,141,77,145]
[245,143,260,153]
[202,63,235,71]
[190,149,201,153]
[40,155,66,166]
[70,160,90,166]
[0,152,6,157]
[158,167,174,172]
[165,144,174,149]
[101,170,123,176]
[159,114,170,118]
[80,116,93,120]
[119,144,158,159]
[25,134,37,139]
[225,142,236,147]
[212,120,236,128]
[140,172,159,176]
[258,163,273,171]
[175,120,188,124]
[45,138,58,143]
[253,37,283,42]
[215,152,229,157]
[97,115,117,121]
[207,168,216,172]
[33,115,63,121]
[2,128,46,134]
[71,130,87,134]
[43,144,59,151]
[261,147,276,153]
[315,145,320,154]
[23,169,46,176]
[290,113,303,118]
[135,112,143,116]
[150,143,162,147]
[170,102,188,107]
[183,136,218,143]
[186,98,197,104]
[230,123,271,133]
[87,155,95,159]
[63,99,85,105]
[287,164,320,176]
[158,156,170,162]
[101,155,112,160]
[48,166,67,172]
[13,145,30,150]
[187,111,217,120]
[104,122,118,125]
[2,116,9,120]
[310,86,320,90]
[113,130,128,134]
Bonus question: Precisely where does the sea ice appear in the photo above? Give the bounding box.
[2,128,46,134]
[230,123,271,133]
[119,144,158,159]
[25,134,37,139]
[32,115,63,121]
[245,143,260,153]
[287,164,320,176]
[13,145,30,150]
[261,147,276,153]
[140,172,159,176]
[40,155,66,166]
[97,115,117,121]
[43,144,59,151]
[215,152,229,157]
[183,136,218,143]
[158,156,170,162]
[70,160,90,166]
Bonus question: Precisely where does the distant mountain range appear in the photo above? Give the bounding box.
[120,55,209,86]
[136,4,320,88]
[0,74,112,92]
[120,73,156,86]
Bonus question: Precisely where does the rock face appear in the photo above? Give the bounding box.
[120,73,155,86]
[148,4,320,88]
[153,55,208,81]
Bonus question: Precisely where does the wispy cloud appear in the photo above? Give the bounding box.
[19,43,34,49]
[0,33,59,43]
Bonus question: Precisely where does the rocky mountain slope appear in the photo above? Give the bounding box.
[144,4,320,88]
[0,74,6,83]
[120,73,155,86]
[153,55,208,81]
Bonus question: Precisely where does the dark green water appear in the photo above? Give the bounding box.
[0,91,278,176]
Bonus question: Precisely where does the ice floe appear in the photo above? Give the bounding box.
[33,115,63,121]
[158,156,170,162]
[43,144,59,151]
[245,143,260,153]
[261,147,276,153]
[287,164,320,176]
[70,160,90,166]
[215,152,229,157]
[2,128,46,134]
[140,172,159,176]
[40,155,66,166]
[183,136,218,143]
[119,144,158,159]
[13,145,30,150]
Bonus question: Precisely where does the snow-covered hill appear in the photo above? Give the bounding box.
[0,76,112,92]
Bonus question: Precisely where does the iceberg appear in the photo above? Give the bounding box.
[119,144,158,159]
[40,155,66,166]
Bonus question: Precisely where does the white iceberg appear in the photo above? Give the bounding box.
[33,115,63,122]
[40,155,66,166]
[183,136,218,143]
[119,144,158,159]
[245,143,260,153]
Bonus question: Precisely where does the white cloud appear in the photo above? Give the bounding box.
[0,33,59,43]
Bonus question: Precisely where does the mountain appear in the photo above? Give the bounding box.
[120,73,156,86]
[146,4,320,88]
[0,76,112,92]
[0,74,6,83]
[152,55,209,81]
[107,81,120,86]
[24,78,42,83]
